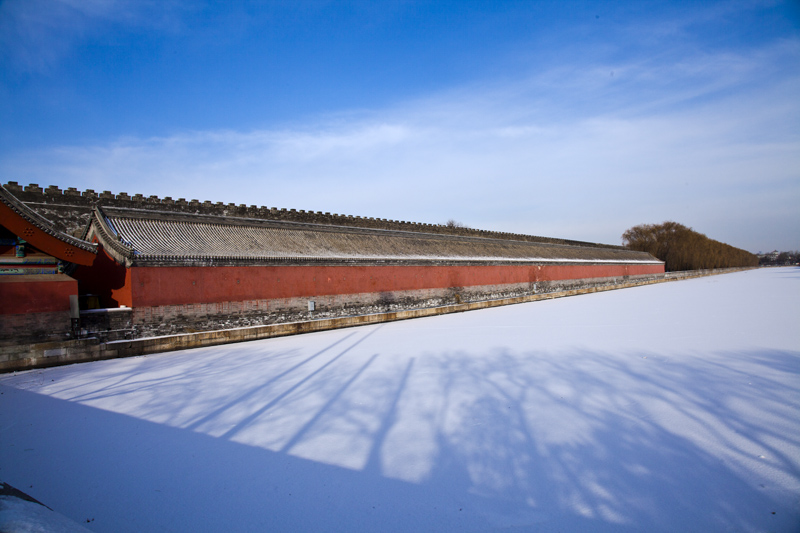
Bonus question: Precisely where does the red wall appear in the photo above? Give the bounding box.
[128,263,664,308]
[0,276,77,314]
[71,244,132,308]
[0,203,96,266]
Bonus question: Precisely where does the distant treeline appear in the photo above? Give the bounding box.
[622,221,758,272]
[759,251,800,266]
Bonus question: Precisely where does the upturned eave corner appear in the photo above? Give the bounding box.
[89,206,136,268]
[0,184,97,266]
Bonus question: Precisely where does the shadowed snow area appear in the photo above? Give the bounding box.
[1,268,799,531]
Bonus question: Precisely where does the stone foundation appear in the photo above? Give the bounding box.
[128,273,659,338]
[79,308,133,341]
[0,310,74,346]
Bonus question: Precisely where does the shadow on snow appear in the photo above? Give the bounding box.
[1,326,798,532]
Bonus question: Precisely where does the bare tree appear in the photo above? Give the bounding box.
[446,219,468,229]
[622,221,757,271]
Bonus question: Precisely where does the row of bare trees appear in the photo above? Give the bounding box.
[622,221,758,272]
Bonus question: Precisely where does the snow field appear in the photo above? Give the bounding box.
[1,267,799,531]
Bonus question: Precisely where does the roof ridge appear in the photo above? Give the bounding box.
[4,180,627,251]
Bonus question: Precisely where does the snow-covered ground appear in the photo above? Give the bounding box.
[1,267,799,532]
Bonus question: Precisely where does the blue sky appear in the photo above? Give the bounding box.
[1,0,798,252]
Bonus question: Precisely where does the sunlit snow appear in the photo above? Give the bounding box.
[1,267,799,532]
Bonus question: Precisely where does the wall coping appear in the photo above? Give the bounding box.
[80,307,133,314]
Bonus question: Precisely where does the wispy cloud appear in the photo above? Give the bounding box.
[2,35,798,251]
[0,0,183,72]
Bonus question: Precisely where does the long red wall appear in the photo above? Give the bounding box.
[128,263,664,308]
[0,276,77,314]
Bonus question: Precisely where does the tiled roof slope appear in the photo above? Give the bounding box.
[92,206,661,267]
[0,185,97,255]
[4,181,625,250]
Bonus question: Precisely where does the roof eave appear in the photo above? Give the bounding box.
[89,206,136,268]
[0,185,97,265]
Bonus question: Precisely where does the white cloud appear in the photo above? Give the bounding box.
[2,39,799,251]
[0,0,183,72]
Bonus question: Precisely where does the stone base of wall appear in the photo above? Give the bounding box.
[79,308,133,341]
[129,273,659,338]
[0,311,74,346]
[1,309,135,345]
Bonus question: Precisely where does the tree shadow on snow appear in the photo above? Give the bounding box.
[1,332,799,532]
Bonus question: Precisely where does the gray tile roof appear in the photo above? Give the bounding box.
[0,185,97,254]
[92,206,661,267]
[3,181,631,250]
